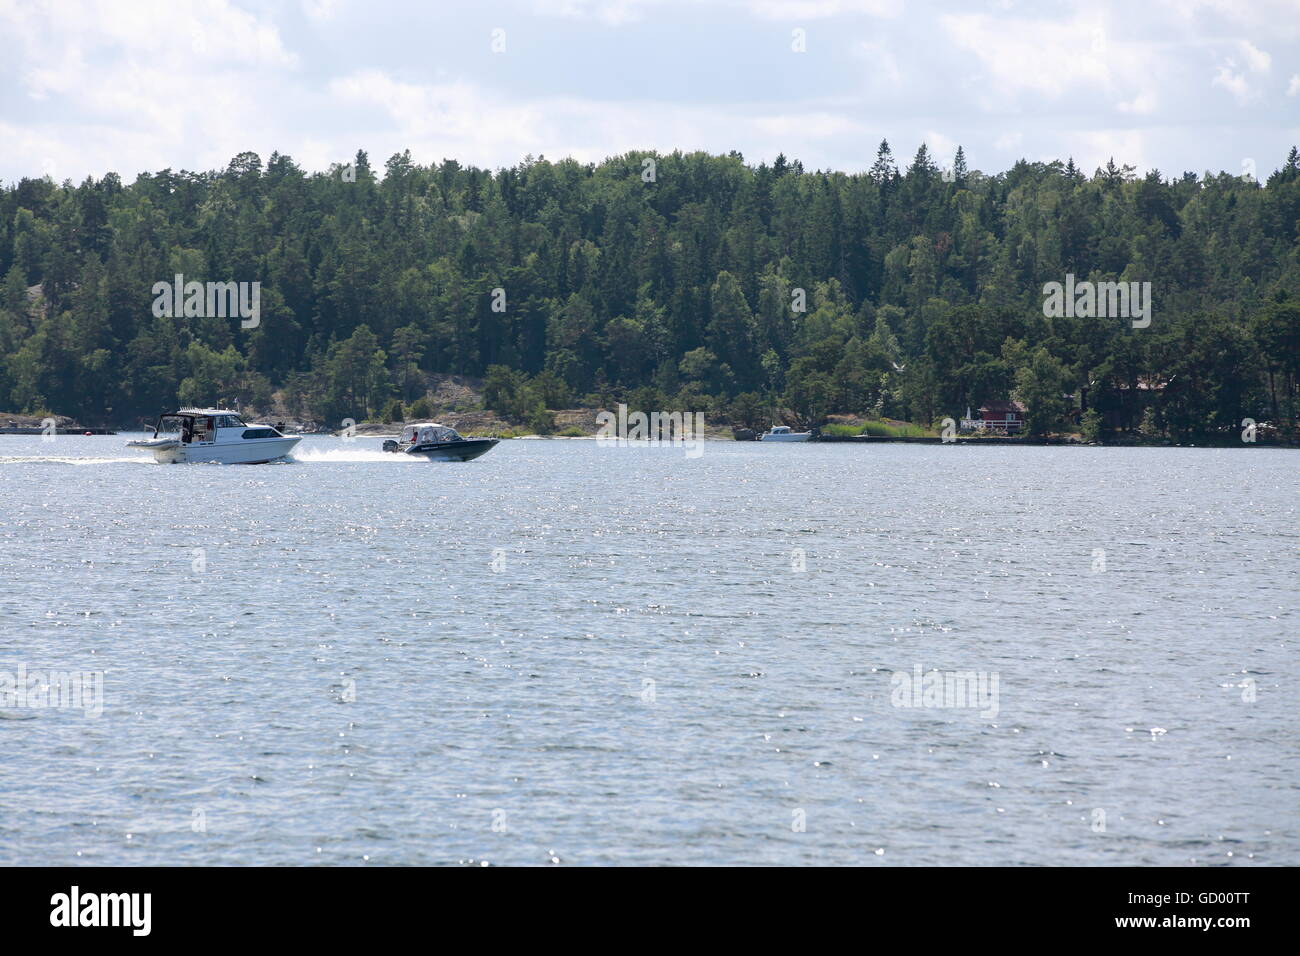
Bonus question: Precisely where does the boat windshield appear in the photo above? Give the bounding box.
[404,424,462,443]
[155,415,186,437]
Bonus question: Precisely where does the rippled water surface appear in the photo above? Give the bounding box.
[1,434,1296,865]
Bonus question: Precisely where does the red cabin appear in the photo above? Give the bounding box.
[974,400,1026,434]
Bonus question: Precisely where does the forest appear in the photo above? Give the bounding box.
[1,142,1298,440]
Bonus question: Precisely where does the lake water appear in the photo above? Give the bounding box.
[1,434,1295,866]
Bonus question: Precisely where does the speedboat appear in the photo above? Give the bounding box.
[382,423,498,461]
[127,409,301,463]
[758,425,812,442]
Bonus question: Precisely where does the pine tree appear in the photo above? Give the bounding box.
[870,139,897,185]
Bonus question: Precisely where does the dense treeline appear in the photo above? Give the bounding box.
[1,143,1298,438]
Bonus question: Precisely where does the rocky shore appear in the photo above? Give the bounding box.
[0,413,115,435]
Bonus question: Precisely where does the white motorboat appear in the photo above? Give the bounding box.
[758,425,812,442]
[382,423,498,461]
[127,409,301,463]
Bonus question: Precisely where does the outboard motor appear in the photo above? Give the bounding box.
[382,439,399,453]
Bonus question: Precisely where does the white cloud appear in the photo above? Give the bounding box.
[329,69,866,169]
[994,131,1023,153]
[1158,0,1300,42]
[301,0,343,21]
[3,0,297,87]
[748,0,902,17]
[854,39,904,89]
[328,72,550,160]
[1238,40,1271,73]
[1212,63,1256,102]
[923,131,958,164]
[0,0,300,180]
[530,0,901,24]
[1117,91,1158,114]
[1,0,1297,185]
[1066,129,1149,176]
[528,0,671,25]
[941,12,1113,100]
[752,112,863,138]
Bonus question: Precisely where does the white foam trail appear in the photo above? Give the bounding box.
[1,448,421,465]
[291,447,421,464]
[0,455,154,465]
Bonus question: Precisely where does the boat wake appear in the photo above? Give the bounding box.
[0,455,155,466]
[291,447,421,464]
[2,449,422,465]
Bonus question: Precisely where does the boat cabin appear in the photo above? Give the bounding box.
[151,409,283,444]
[400,423,463,445]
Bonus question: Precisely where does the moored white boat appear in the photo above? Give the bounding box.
[758,425,812,442]
[127,409,301,463]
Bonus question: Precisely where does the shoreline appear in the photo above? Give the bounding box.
[2,430,1292,448]
[813,434,1299,448]
[0,426,117,435]
[3,413,1294,448]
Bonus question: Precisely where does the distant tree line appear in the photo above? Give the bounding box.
[1,143,1298,439]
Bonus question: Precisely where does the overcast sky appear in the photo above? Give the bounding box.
[2,0,1298,185]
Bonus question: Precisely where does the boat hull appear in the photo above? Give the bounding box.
[397,438,499,461]
[128,436,301,464]
[759,432,811,442]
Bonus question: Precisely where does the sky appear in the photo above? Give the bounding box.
[1,0,1298,185]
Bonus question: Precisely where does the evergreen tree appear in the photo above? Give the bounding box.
[0,146,1292,442]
